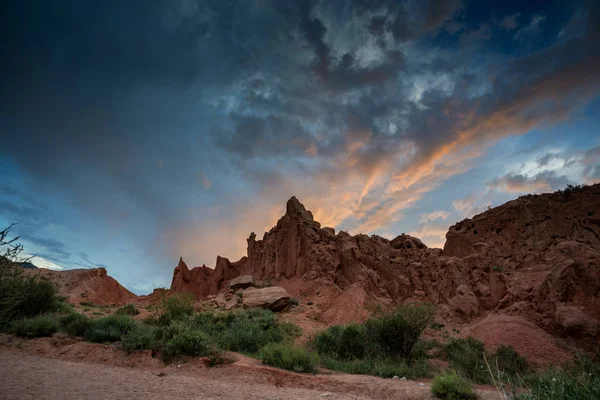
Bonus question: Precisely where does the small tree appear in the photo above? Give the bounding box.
[1,223,33,266]
[365,303,435,360]
[0,224,60,331]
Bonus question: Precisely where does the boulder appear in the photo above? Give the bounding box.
[228,275,255,290]
[224,297,238,311]
[242,287,290,311]
[214,292,227,307]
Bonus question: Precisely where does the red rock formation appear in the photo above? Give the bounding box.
[28,267,138,306]
[168,185,600,346]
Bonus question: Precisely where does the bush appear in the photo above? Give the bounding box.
[412,339,440,360]
[163,329,213,362]
[313,324,368,360]
[84,315,137,343]
[365,303,435,359]
[115,304,139,316]
[279,322,303,341]
[59,312,91,336]
[163,294,194,319]
[444,337,489,384]
[320,356,431,379]
[11,314,59,338]
[122,324,158,351]
[432,371,477,400]
[205,351,236,367]
[192,309,292,354]
[220,317,282,353]
[490,344,529,377]
[311,303,435,379]
[259,343,318,374]
[289,298,299,307]
[521,356,600,400]
[0,268,61,330]
[147,294,195,326]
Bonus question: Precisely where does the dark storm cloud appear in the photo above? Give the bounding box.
[1,0,599,276]
[204,0,600,201]
[488,172,569,193]
[0,199,48,225]
[213,113,312,159]
[23,236,71,259]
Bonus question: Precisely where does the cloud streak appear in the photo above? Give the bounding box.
[0,1,598,290]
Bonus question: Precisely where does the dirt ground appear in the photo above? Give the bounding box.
[0,337,500,400]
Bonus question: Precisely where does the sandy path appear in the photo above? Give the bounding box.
[0,342,499,400]
[0,351,367,400]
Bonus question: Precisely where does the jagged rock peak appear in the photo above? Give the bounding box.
[286,196,314,221]
[177,257,189,270]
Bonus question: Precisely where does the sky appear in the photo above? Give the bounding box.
[1,0,599,294]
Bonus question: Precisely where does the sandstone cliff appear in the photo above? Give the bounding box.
[29,267,138,306]
[168,185,600,344]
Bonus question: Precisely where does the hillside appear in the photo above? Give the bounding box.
[28,268,138,306]
[167,185,600,350]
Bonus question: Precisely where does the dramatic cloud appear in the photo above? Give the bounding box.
[419,211,450,224]
[0,0,598,292]
[488,173,555,193]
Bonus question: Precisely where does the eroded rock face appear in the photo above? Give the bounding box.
[167,185,600,346]
[28,267,138,306]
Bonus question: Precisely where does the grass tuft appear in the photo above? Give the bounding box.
[11,314,59,338]
[431,370,477,400]
[83,315,137,343]
[259,343,318,374]
[444,337,489,384]
[115,304,139,316]
[59,312,91,337]
[0,268,61,331]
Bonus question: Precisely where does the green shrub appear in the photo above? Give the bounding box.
[365,303,435,359]
[521,356,600,400]
[147,294,195,326]
[59,312,91,336]
[431,322,445,330]
[163,329,213,362]
[412,339,440,360]
[313,324,368,360]
[444,337,489,384]
[220,318,282,353]
[311,303,435,379]
[205,351,236,367]
[115,304,139,316]
[164,294,194,319]
[84,315,136,343]
[0,268,61,330]
[490,344,529,377]
[192,309,291,354]
[259,343,318,374]
[279,322,303,341]
[289,298,299,307]
[122,324,158,351]
[11,314,59,338]
[432,370,477,399]
[320,356,431,379]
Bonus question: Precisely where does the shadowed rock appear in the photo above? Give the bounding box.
[167,186,600,348]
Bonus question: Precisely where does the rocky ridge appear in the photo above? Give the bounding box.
[168,186,600,347]
[28,267,138,306]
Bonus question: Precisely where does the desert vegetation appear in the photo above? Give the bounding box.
[311,303,435,379]
[431,370,477,400]
[2,222,600,398]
